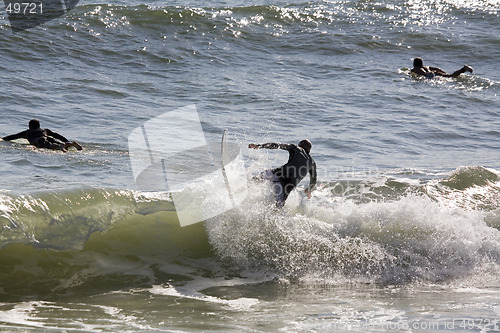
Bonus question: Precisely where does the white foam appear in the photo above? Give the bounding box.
[149,283,260,311]
[206,183,500,284]
[0,301,46,329]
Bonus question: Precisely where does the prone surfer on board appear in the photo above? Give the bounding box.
[1,119,83,152]
[249,139,317,207]
[411,57,473,79]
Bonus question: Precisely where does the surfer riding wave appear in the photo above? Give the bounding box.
[249,139,317,207]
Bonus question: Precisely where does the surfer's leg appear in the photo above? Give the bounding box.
[261,171,286,207]
[252,170,272,182]
[449,65,474,78]
[254,170,287,207]
[272,180,285,207]
[35,137,66,151]
[46,137,67,151]
[64,141,83,151]
[276,182,295,208]
[32,137,46,149]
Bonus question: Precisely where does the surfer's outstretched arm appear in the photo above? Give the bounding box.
[248,143,293,151]
[2,130,28,142]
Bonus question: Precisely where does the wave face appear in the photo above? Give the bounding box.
[1,166,498,300]
[0,188,212,301]
[0,188,137,250]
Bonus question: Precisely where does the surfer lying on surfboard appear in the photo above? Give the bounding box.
[1,119,83,152]
[249,139,317,207]
[411,57,473,79]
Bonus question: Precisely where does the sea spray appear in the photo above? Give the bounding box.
[206,170,500,284]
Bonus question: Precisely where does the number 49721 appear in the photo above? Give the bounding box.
[5,2,43,15]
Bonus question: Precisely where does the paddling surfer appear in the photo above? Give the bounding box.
[249,139,317,207]
[1,119,83,152]
[411,57,473,79]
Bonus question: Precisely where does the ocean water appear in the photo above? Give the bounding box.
[0,0,499,331]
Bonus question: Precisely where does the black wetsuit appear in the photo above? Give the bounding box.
[3,128,69,149]
[257,143,317,205]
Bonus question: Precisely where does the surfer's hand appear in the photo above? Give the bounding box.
[305,189,312,199]
[248,144,257,149]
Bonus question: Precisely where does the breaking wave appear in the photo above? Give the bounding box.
[0,166,499,301]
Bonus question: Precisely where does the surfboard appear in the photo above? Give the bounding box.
[221,130,235,206]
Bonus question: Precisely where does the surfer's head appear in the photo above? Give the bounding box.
[29,119,40,130]
[298,139,312,154]
[413,57,424,68]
